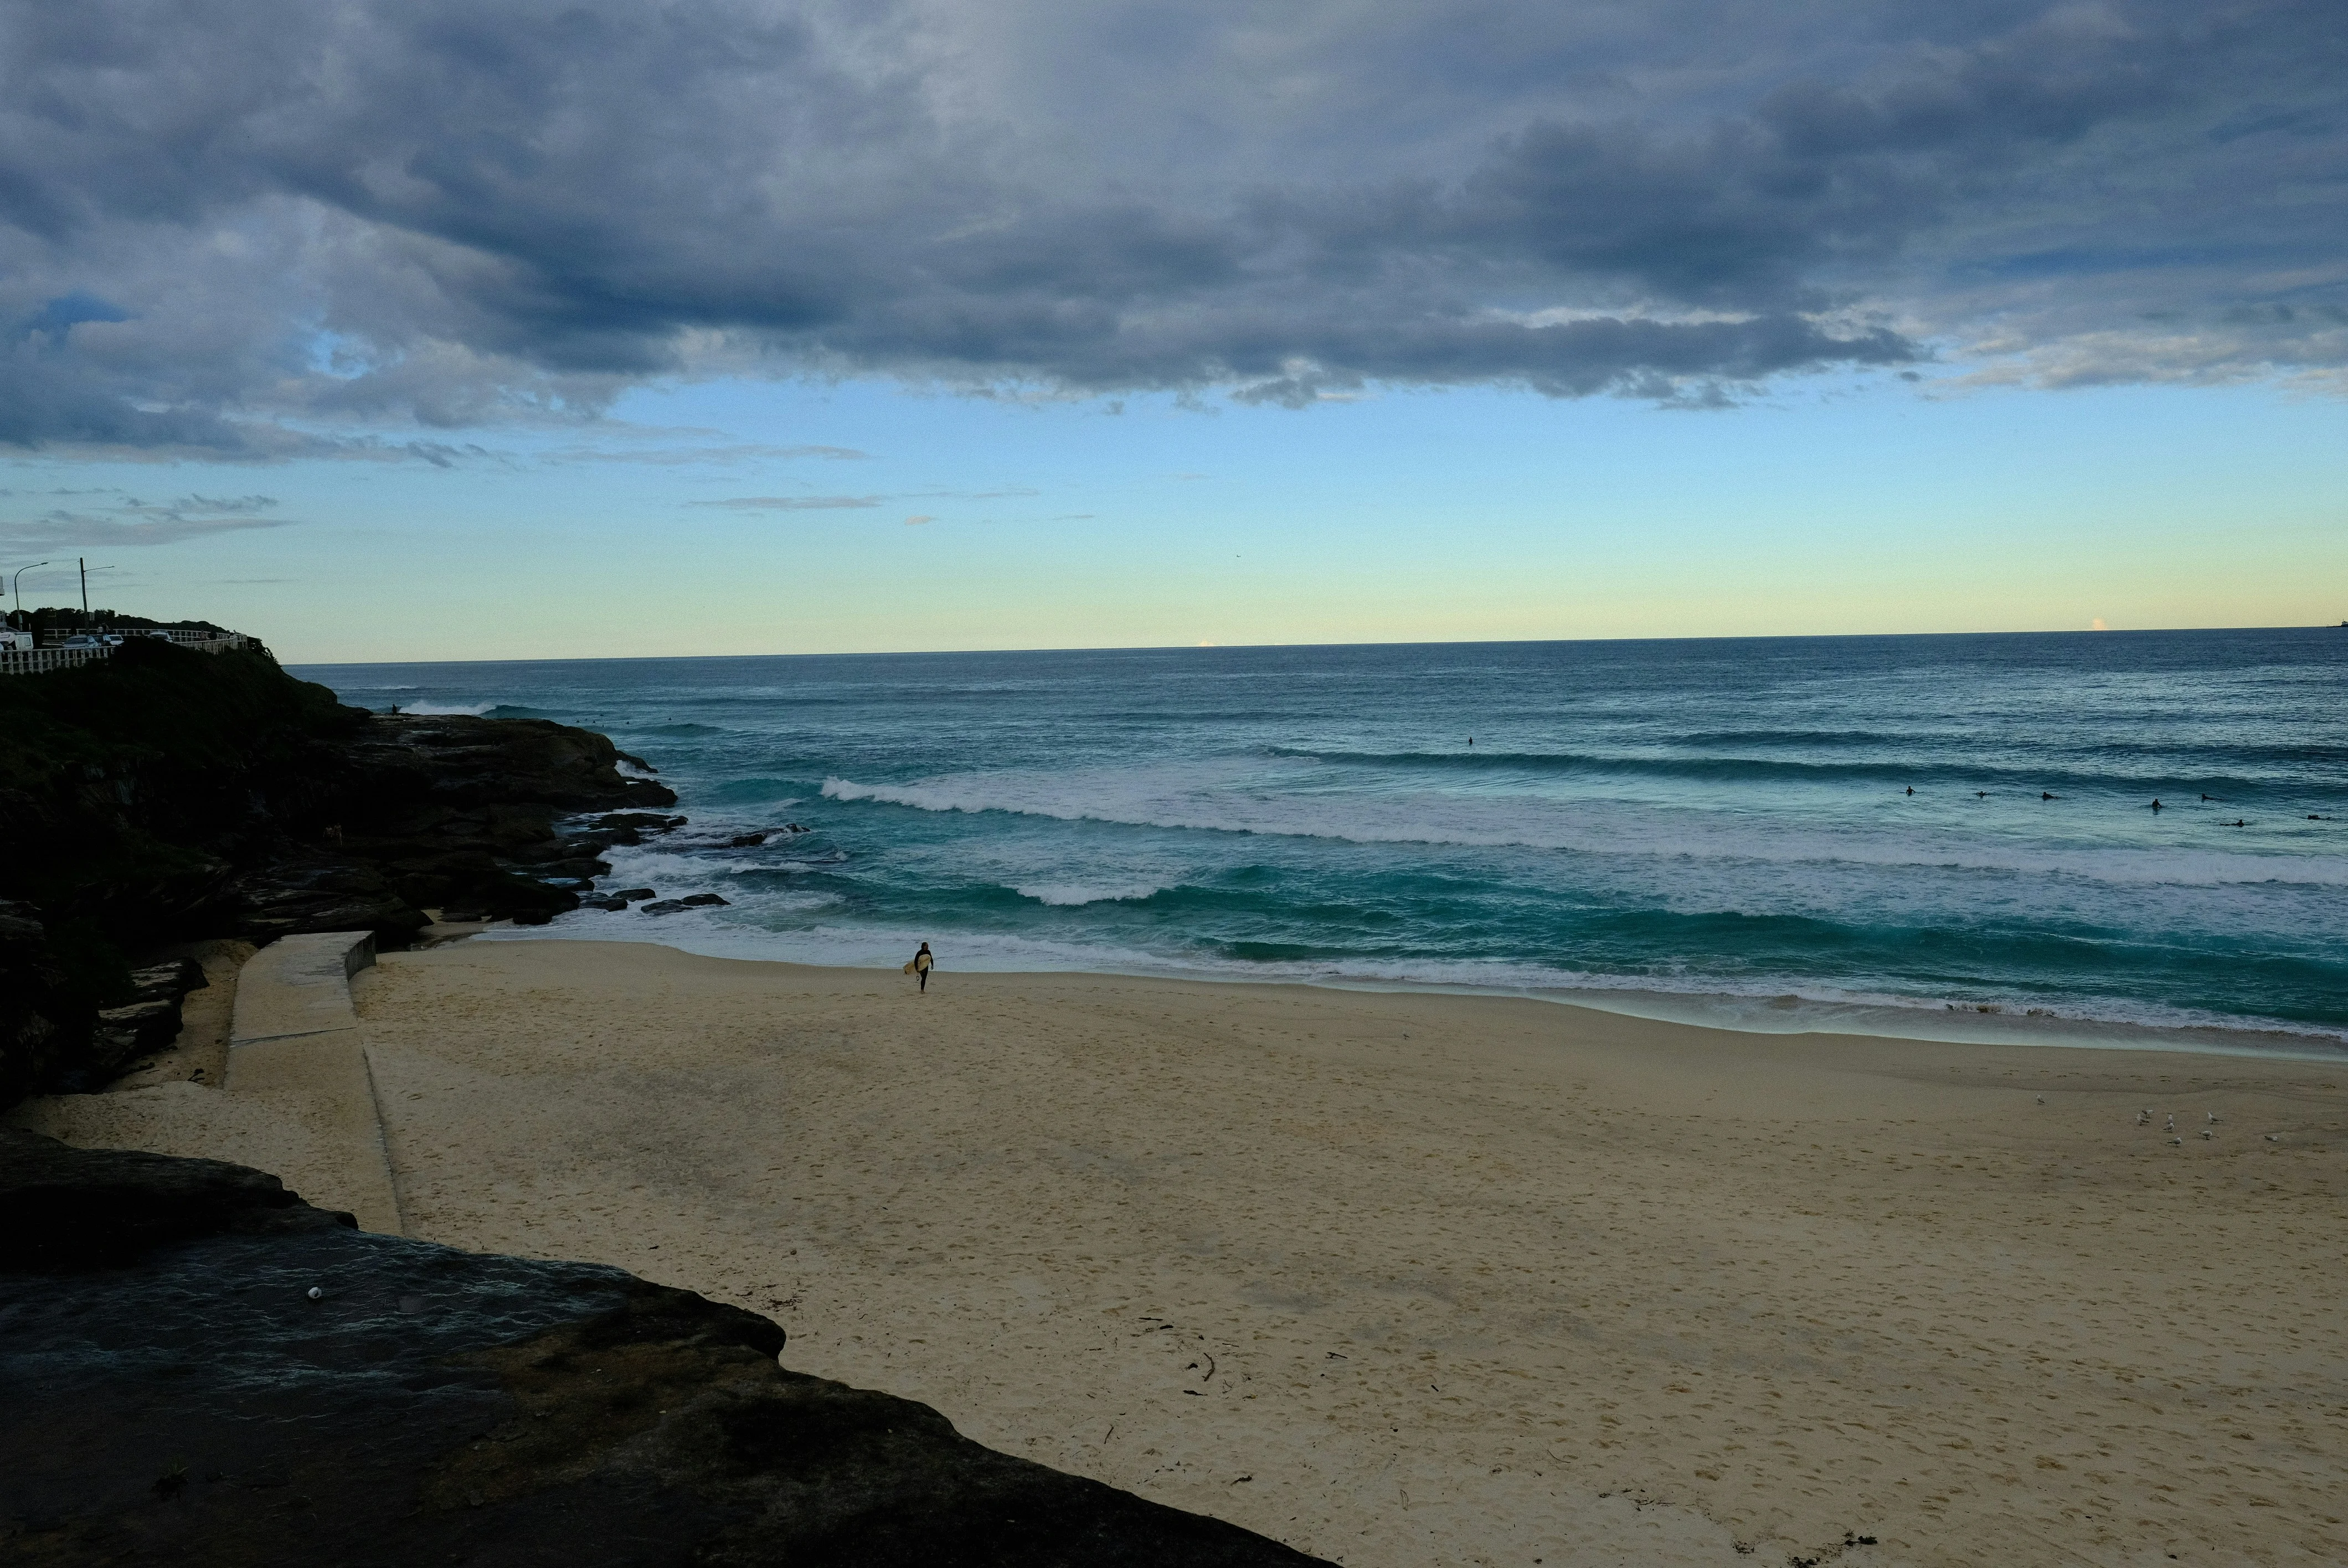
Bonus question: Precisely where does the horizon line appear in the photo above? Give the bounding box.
[281,622,2348,669]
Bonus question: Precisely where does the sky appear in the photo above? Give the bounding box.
[3,0,2344,661]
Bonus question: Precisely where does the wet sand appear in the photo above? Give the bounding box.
[22,937,2348,1565]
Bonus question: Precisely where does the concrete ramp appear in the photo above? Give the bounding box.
[229,931,377,1045]
[225,932,404,1235]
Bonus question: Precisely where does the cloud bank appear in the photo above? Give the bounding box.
[0,491,295,551]
[2,0,2341,455]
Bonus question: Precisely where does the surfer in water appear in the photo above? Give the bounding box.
[910,942,934,992]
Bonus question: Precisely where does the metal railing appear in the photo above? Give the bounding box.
[1,630,251,676]
[1,644,114,675]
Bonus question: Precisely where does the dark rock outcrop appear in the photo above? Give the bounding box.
[0,909,208,1101]
[0,639,360,957]
[261,711,676,933]
[223,857,428,944]
[83,959,209,1091]
[603,813,688,834]
[344,713,676,816]
[0,903,80,1111]
[0,638,682,1106]
[0,1131,1327,1568]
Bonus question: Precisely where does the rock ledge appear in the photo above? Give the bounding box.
[0,1129,1327,1568]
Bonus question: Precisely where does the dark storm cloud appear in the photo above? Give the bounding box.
[1,0,2342,453]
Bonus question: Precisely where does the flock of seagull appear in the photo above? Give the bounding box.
[2132,1107,2221,1146]
[2126,1106,2288,1147]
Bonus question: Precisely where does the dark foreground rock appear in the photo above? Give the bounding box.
[0,1130,1329,1568]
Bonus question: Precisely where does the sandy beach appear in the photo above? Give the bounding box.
[20,937,2347,1566]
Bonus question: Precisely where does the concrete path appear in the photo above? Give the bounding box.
[225,932,406,1235]
[229,931,377,1045]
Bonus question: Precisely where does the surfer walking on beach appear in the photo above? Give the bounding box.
[909,942,934,992]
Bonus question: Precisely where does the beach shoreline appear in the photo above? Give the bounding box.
[21,937,2345,1565]
[488,922,2348,1063]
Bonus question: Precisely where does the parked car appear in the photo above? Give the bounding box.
[0,627,32,651]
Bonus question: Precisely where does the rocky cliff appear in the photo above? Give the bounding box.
[0,1129,1327,1568]
[0,638,676,1105]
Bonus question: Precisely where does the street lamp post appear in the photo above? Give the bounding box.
[76,558,119,625]
[9,561,49,620]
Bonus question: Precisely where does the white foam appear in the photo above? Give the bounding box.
[1013,881,1167,906]
[400,700,497,716]
[818,769,2348,889]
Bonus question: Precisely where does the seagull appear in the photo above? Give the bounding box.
[2036,1095,2046,1104]
[2136,1110,2151,1125]
[2207,1112,2221,1123]
[2264,1133,2281,1143]
[2164,1115,2176,1131]
[2200,1129,2215,1140]
[2166,1136,2183,1146]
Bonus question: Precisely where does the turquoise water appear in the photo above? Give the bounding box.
[294,630,2348,1049]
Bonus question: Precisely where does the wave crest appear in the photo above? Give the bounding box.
[1263,745,2292,796]
[817,772,2347,887]
[1014,881,1168,906]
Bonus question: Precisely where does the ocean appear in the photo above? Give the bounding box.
[292,628,2348,1054]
